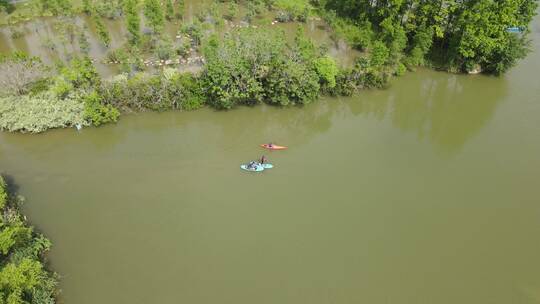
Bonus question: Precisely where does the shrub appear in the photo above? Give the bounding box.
[0,0,15,14]
[0,225,31,255]
[0,176,7,210]
[314,56,339,88]
[202,28,325,109]
[59,57,100,90]
[124,0,141,46]
[144,0,165,33]
[370,40,389,67]
[165,0,174,21]
[93,15,111,47]
[180,21,203,46]
[202,30,280,109]
[99,71,204,111]
[330,69,357,96]
[225,2,239,21]
[274,0,311,22]
[78,29,91,54]
[38,0,72,16]
[93,0,122,19]
[82,0,92,14]
[395,62,406,76]
[0,91,86,133]
[83,91,120,126]
[106,48,129,64]
[276,11,293,23]
[155,39,175,60]
[323,11,373,51]
[167,72,205,110]
[175,0,184,20]
[51,77,73,98]
[265,58,320,105]
[405,25,433,67]
[0,53,50,97]
[0,176,59,304]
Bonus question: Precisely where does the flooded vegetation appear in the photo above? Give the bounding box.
[0,0,359,78]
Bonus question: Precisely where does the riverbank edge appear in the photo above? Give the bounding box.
[0,174,60,303]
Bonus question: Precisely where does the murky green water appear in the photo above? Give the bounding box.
[1,12,540,304]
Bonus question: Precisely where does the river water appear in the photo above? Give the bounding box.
[1,14,540,304]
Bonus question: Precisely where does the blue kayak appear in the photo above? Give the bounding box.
[240,164,264,172]
[240,163,273,172]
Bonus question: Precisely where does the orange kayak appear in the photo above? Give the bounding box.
[261,144,287,150]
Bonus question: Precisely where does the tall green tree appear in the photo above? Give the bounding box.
[447,0,537,73]
[322,0,538,75]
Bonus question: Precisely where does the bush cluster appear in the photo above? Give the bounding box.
[99,70,205,111]
[0,176,58,304]
[202,28,335,109]
[0,91,86,133]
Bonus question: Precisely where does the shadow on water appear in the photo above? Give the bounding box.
[215,102,335,146]
[1,173,20,194]
[345,69,507,156]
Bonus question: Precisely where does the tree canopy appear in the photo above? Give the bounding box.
[322,0,538,74]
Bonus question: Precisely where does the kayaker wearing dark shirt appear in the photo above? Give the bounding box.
[248,161,257,169]
[260,155,267,164]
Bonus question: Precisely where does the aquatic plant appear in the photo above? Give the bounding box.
[93,15,111,47]
[125,0,141,46]
[0,91,86,133]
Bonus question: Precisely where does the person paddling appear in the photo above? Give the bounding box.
[247,161,257,170]
[260,155,267,164]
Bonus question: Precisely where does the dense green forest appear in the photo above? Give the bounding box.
[0,0,537,133]
[0,175,58,304]
[321,0,538,74]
